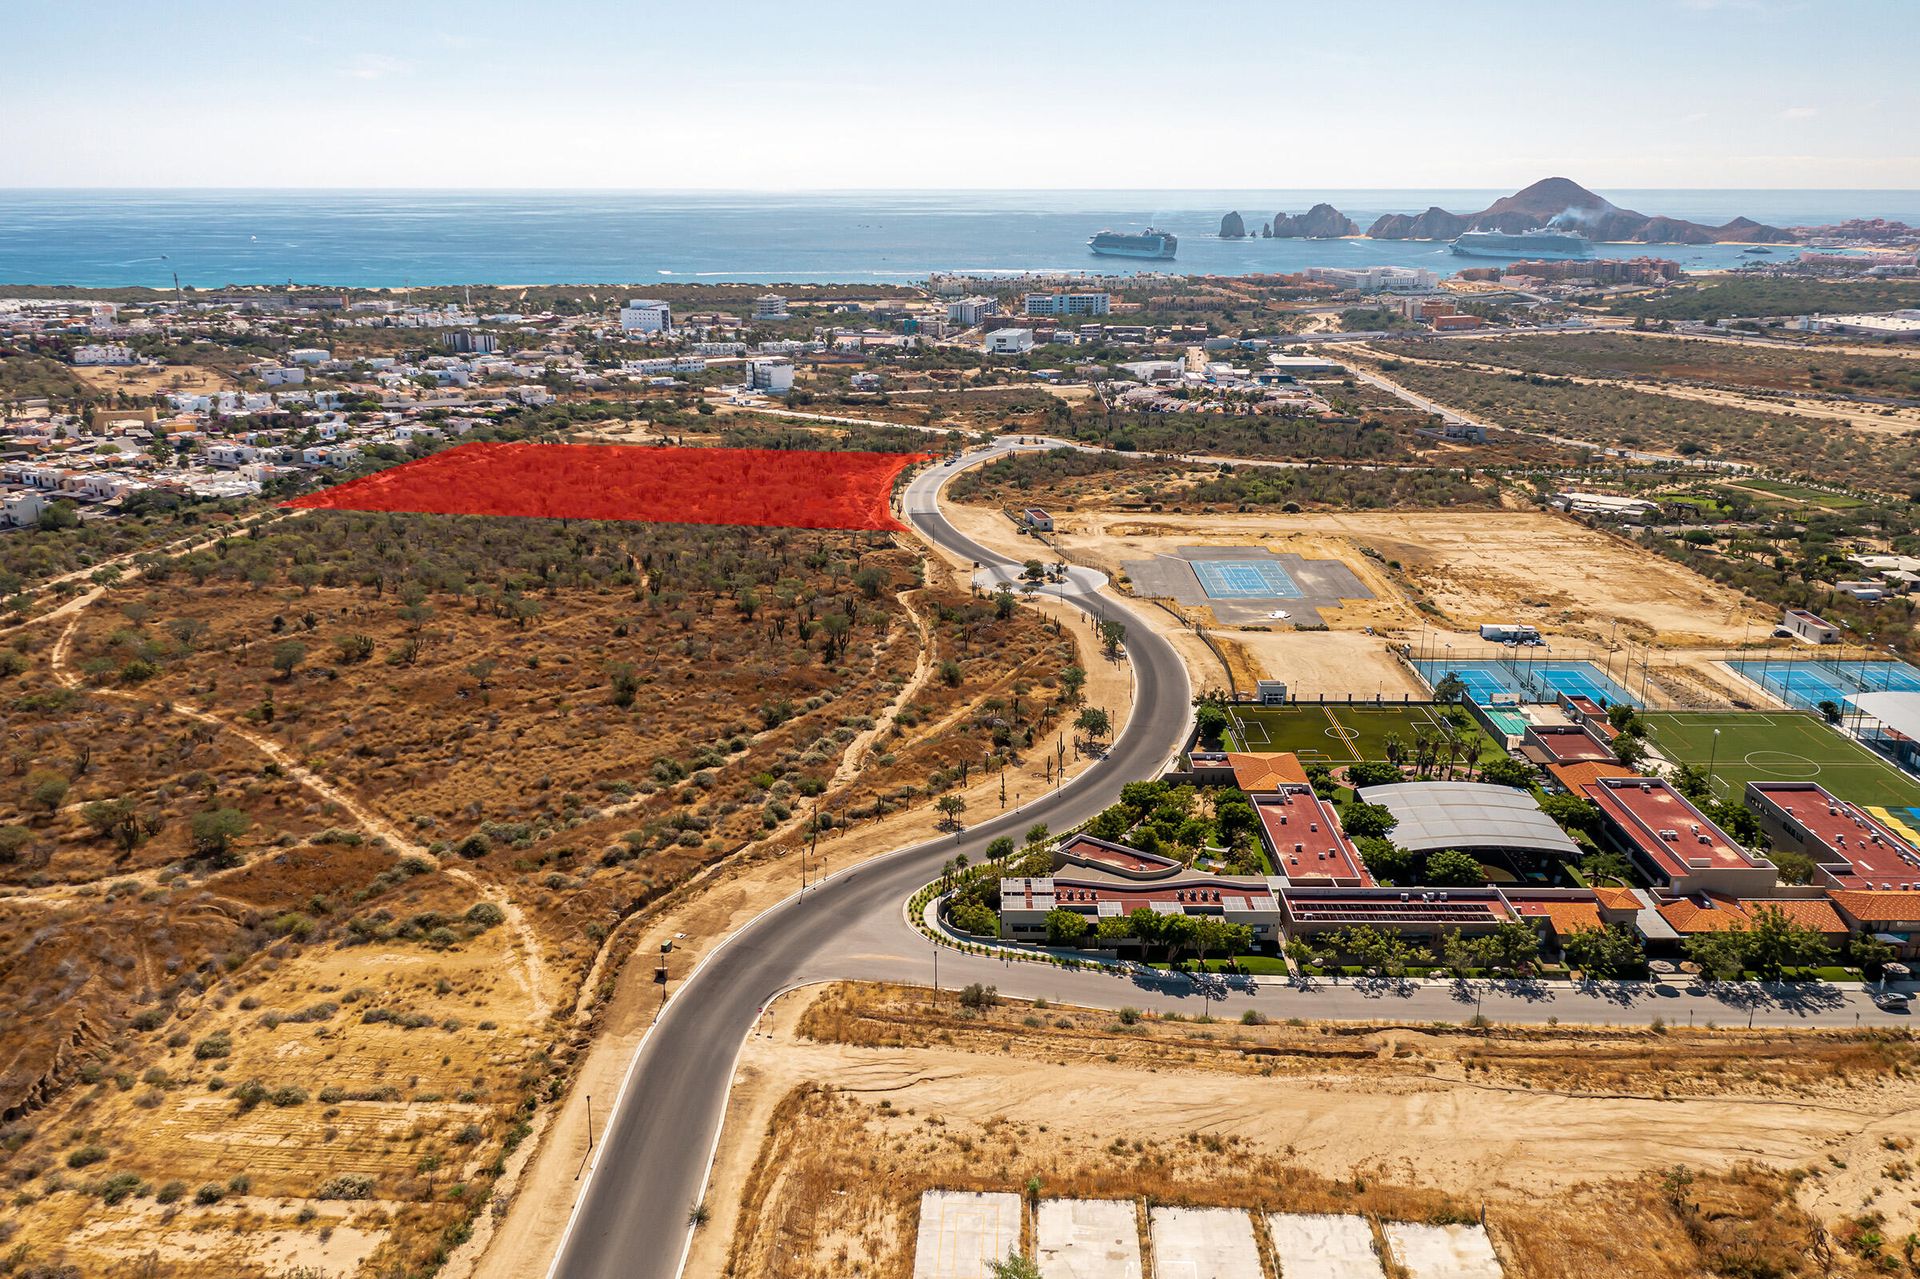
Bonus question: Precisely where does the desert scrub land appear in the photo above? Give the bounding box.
[0,503,1075,1274]
[1360,356,1920,495]
[1380,332,1920,401]
[948,447,1506,513]
[715,982,1920,1279]
[1608,277,1920,324]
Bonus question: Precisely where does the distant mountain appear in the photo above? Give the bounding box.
[1366,206,1469,240]
[1270,203,1358,238]
[1219,211,1247,239]
[1349,177,1796,244]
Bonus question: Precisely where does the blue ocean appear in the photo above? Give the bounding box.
[1,189,1915,289]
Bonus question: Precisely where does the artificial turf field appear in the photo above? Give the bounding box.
[1640,710,1920,810]
[1222,703,1502,766]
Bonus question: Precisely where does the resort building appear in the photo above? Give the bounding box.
[619,299,673,333]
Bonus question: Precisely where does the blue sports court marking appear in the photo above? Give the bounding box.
[1414,659,1640,708]
[1728,658,1920,712]
[1191,559,1302,600]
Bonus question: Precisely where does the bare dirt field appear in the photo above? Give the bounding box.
[69,362,236,398]
[706,983,1920,1279]
[1026,507,1769,649]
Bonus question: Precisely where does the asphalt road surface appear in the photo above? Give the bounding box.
[550,441,1194,1279]
[550,440,1914,1279]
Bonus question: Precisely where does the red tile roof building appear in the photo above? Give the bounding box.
[1582,776,1778,897]
[1746,781,1920,891]
[1254,787,1372,887]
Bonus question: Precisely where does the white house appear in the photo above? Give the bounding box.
[289,348,332,365]
[2,491,46,527]
[256,365,306,387]
[984,328,1035,355]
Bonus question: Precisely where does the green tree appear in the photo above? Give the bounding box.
[1539,793,1601,840]
[81,798,146,853]
[1354,836,1421,884]
[1214,798,1258,845]
[1194,702,1230,746]
[936,794,967,829]
[25,769,69,813]
[1096,619,1126,659]
[271,640,307,679]
[1482,918,1541,976]
[1684,928,1747,982]
[1423,848,1487,887]
[1743,904,1833,980]
[1433,672,1469,705]
[189,808,251,864]
[1577,847,1632,885]
[1345,761,1401,788]
[1342,802,1398,840]
[1075,706,1111,743]
[1044,908,1089,946]
[1477,757,1537,790]
[1563,924,1646,979]
[1851,932,1897,978]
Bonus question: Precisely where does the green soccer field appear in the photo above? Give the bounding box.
[1640,710,1920,810]
[1222,703,1503,766]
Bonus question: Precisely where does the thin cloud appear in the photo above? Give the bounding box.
[1780,106,1820,120]
[338,54,411,81]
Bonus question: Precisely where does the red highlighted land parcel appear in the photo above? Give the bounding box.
[283,442,927,531]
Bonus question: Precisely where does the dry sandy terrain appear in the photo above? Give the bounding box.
[1236,629,1427,701]
[702,984,1920,1279]
[1367,345,1920,437]
[69,362,235,397]
[461,555,1137,1279]
[1032,508,1769,649]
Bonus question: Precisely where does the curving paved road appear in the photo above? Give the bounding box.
[549,441,1195,1279]
[550,439,1915,1279]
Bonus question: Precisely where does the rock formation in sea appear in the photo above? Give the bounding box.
[1366,206,1469,240]
[1219,211,1247,238]
[1270,203,1358,238]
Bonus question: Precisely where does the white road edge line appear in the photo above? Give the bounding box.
[544,438,1171,1279]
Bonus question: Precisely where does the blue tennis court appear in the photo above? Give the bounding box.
[1534,662,1639,707]
[1729,658,1920,712]
[1191,559,1302,600]
[1415,659,1640,708]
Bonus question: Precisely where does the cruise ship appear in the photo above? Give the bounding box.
[1449,228,1593,259]
[1088,228,1178,259]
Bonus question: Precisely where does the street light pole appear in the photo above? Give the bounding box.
[1707,727,1721,797]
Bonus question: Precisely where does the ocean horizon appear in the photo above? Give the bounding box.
[3,188,1916,290]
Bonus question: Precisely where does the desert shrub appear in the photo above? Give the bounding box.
[193,1032,232,1060]
[66,1145,107,1169]
[316,1173,375,1200]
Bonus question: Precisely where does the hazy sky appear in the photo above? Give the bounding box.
[9,0,1915,189]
